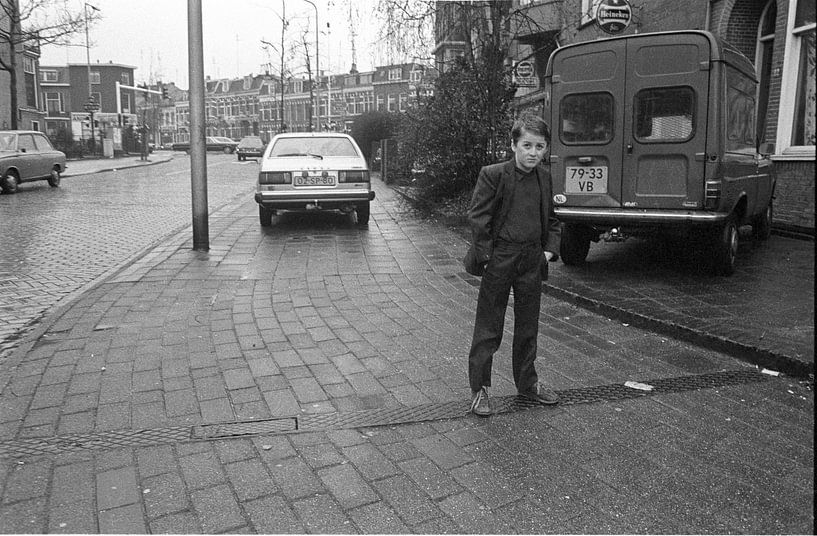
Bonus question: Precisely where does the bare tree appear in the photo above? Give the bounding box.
[1,0,95,129]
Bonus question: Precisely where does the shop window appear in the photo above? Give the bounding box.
[776,0,815,154]
[790,27,815,146]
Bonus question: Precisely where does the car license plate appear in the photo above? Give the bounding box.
[294,175,335,187]
[565,166,608,194]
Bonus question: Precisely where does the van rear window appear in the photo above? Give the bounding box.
[559,93,613,144]
[634,87,695,143]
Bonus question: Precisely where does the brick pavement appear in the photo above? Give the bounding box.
[0,177,813,533]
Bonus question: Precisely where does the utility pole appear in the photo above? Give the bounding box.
[300,0,319,131]
[187,0,208,251]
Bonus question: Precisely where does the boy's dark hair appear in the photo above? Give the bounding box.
[511,115,551,144]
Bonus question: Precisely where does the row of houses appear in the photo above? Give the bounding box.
[25,60,435,154]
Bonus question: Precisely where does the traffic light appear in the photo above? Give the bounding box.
[161,85,168,99]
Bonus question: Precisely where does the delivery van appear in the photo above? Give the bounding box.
[544,30,774,275]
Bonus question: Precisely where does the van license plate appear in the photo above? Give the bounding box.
[294,175,336,187]
[565,166,607,194]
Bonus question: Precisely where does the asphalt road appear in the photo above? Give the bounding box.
[0,154,258,363]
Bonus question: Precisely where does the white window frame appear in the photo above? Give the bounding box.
[45,92,64,113]
[581,0,602,26]
[775,0,816,158]
[41,70,58,82]
[89,71,101,85]
[389,68,401,81]
[23,56,35,73]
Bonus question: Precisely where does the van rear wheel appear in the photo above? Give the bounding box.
[752,199,773,240]
[560,223,592,265]
[711,216,738,276]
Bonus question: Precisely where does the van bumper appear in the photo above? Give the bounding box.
[554,208,728,226]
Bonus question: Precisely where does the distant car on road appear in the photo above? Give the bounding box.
[236,136,265,161]
[254,132,374,226]
[171,136,238,154]
[0,130,67,194]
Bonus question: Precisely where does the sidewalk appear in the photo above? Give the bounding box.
[62,152,176,178]
[395,185,815,379]
[0,178,812,533]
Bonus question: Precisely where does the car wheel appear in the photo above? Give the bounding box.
[259,206,273,227]
[560,223,592,265]
[1,169,20,194]
[48,167,61,188]
[224,147,231,154]
[711,216,738,276]
[356,203,370,225]
[752,199,773,240]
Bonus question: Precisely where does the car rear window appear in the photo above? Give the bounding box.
[239,138,263,147]
[269,137,359,158]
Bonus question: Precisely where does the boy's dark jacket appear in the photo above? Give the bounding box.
[467,159,562,265]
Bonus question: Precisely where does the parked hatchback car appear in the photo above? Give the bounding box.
[171,136,238,153]
[0,130,67,194]
[255,132,374,226]
[236,136,265,161]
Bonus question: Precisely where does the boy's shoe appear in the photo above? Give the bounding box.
[470,387,492,416]
[519,383,560,405]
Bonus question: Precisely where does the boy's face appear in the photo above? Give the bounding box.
[512,128,548,173]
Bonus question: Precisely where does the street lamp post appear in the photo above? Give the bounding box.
[300,0,320,131]
[84,3,99,154]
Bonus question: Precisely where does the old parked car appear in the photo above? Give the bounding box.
[545,30,775,276]
[255,132,375,226]
[171,136,238,153]
[0,130,67,194]
[236,136,265,161]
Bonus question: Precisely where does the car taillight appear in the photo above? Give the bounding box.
[338,170,369,183]
[705,179,721,210]
[259,172,290,184]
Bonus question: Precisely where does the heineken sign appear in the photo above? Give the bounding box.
[596,0,632,34]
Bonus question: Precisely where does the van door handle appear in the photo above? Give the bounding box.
[578,157,592,164]
[626,144,634,154]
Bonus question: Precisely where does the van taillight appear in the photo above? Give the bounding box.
[705,179,721,210]
[338,170,369,183]
[259,172,290,184]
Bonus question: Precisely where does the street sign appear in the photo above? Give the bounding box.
[513,60,537,88]
[83,98,100,113]
[596,0,632,34]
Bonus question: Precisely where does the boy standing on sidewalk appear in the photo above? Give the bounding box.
[466,115,562,416]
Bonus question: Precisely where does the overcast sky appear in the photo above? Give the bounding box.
[39,0,388,89]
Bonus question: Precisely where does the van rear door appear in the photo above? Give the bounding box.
[549,39,626,208]
[621,33,711,209]
[549,33,711,211]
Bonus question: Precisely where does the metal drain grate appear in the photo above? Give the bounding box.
[0,427,191,458]
[0,369,766,458]
[191,417,297,439]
